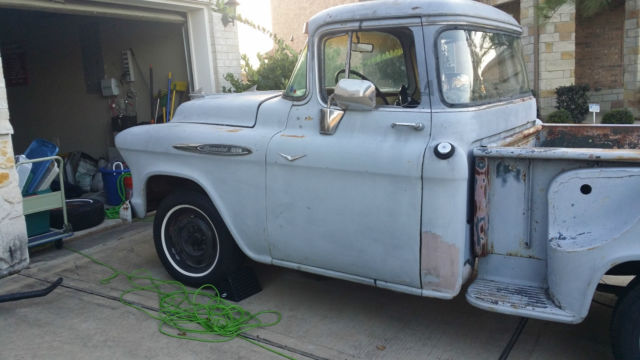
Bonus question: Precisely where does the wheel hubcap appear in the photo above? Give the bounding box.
[161,205,219,277]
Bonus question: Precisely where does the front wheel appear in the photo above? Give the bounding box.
[153,190,243,287]
[611,278,640,359]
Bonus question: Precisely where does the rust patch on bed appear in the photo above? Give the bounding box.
[501,124,542,147]
[421,231,459,292]
[474,157,489,256]
[541,125,640,149]
[225,128,242,133]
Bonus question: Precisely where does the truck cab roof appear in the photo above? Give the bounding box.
[307,0,521,35]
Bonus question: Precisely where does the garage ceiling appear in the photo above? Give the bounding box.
[0,0,185,23]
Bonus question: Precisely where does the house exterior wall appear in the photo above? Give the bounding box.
[210,11,241,91]
[577,1,625,118]
[576,2,625,91]
[272,0,638,121]
[624,0,640,116]
[536,3,576,116]
[270,0,360,51]
[0,56,28,278]
[486,0,634,119]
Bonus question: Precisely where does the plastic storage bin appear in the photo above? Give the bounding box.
[24,189,53,237]
[25,211,50,237]
[23,139,59,195]
[100,162,130,206]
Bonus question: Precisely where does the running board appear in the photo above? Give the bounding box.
[466,279,579,323]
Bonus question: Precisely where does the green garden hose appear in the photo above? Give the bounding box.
[66,246,293,359]
[105,172,131,219]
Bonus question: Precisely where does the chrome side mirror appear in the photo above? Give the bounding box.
[333,78,376,110]
[320,79,376,135]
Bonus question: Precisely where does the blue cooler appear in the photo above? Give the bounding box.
[23,139,59,195]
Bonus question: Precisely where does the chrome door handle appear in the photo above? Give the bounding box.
[391,122,424,131]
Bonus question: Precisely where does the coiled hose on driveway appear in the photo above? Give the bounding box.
[66,246,294,359]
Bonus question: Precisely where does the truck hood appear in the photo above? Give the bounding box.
[171,90,282,127]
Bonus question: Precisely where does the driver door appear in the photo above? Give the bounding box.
[266,22,430,289]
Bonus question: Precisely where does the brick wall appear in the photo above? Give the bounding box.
[270,0,359,51]
[624,0,640,116]
[576,1,625,90]
[0,56,28,278]
[210,10,242,92]
[495,0,520,21]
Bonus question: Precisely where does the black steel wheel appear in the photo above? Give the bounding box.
[611,278,640,359]
[153,190,243,287]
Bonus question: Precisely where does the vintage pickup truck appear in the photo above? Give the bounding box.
[116,1,640,358]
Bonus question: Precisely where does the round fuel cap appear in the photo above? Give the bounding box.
[434,142,455,159]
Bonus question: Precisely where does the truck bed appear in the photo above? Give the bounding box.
[468,123,640,323]
[474,124,640,162]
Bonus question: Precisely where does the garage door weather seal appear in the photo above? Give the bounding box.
[64,246,296,360]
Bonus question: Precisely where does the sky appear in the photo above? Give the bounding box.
[236,0,274,67]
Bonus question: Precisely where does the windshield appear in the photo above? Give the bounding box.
[437,30,530,105]
[284,45,308,99]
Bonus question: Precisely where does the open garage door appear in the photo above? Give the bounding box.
[0,5,192,159]
[0,0,186,23]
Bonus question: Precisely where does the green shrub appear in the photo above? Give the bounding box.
[545,109,572,123]
[555,84,590,123]
[601,109,635,124]
[223,46,298,93]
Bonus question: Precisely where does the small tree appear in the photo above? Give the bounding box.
[211,2,299,93]
[555,84,590,123]
[537,0,612,21]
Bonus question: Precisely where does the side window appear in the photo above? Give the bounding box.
[284,45,308,99]
[321,29,420,107]
[437,29,530,105]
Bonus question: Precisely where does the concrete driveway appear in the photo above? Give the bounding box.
[0,222,614,359]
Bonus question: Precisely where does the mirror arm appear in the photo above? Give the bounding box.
[320,94,344,136]
[345,31,353,79]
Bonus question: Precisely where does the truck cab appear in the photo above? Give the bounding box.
[262,0,535,299]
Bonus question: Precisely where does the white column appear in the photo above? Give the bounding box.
[0,55,29,278]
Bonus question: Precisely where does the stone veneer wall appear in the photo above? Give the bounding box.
[519,0,536,97]
[480,0,577,116]
[536,4,576,116]
[587,89,625,122]
[0,57,28,278]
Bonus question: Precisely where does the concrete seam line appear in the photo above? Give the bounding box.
[17,273,331,360]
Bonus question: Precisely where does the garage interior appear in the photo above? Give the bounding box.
[0,6,190,159]
[0,2,197,244]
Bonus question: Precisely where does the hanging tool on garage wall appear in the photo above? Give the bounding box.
[152,76,187,123]
[121,49,135,82]
[165,72,172,122]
